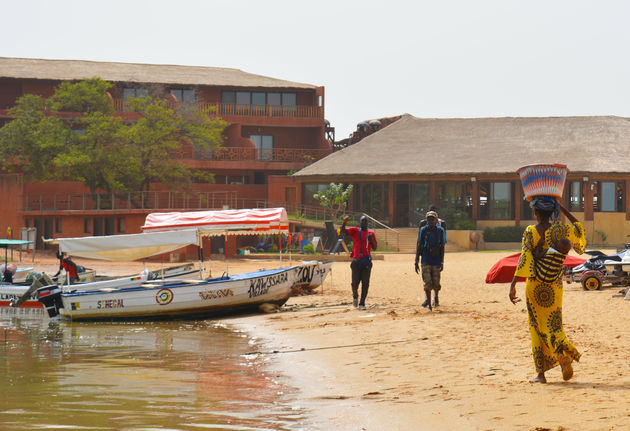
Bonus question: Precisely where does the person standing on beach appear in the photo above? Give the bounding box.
[418,204,447,233]
[509,197,586,383]
[415,211,446,309]
[341,215,377,310]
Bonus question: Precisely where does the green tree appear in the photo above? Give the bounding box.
[120,96,226,195]
[0,78,227,197]
[313,182,354,220]
[48,77,114,114]
[0,94,68,179]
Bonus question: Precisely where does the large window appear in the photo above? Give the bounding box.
[353,183,389,223]
[436,182,473,226]
[302,183,330,207]
[222,91,297,105]
[479,182,512,220]
[170,88,195,103]
[593,181,624,212]
[123,87,148,100]
[412,183,430,224]
[123,87,148,111]
[250,135,273,160]
[568,181,584,212]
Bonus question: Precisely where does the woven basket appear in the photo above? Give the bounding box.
[517,163,568,201]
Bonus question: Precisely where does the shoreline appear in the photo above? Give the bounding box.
[225,252,630,431]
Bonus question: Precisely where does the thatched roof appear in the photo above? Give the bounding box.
[294,114,630,178]
[0,57,316,89]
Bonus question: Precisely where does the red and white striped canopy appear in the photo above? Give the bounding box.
[142,208,289,236]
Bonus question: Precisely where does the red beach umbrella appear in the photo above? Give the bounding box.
[485,252,586,284]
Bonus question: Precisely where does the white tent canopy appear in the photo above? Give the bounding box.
[55,229,200,262]
[47,208,290,262]
[142,208,289,235]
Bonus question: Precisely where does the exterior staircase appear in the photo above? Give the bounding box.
[394,227,419,253]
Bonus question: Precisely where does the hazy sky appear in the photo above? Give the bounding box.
[3,0,630,139]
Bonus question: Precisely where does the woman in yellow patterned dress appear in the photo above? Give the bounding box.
[509,197,586,383]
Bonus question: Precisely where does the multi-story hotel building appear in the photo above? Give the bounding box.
[0,57,333,248]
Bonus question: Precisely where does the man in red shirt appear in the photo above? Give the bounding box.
[341,215,377,310]
[54,251,81,284]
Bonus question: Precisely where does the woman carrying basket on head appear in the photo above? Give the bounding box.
[509,165,586,383]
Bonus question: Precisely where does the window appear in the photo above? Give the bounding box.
[353,183,389,222]
[251,92,267,115]
[123,88,148,111]
[117,217,126,233]
[254,172,265,184]
[412,183,430,221]
[123,87,148,100]
[437,182,473,225]
[569,181,584,212]
[220,91,300,116]
[267,92,281,106]
[170,88,195,103]
[302,183,330,207]
[236,91,250,104]
[250,135,273,160]
[55,218,62,233]
[252,92,266,105]
[221,91,236,104]
[221,91,297,106]
[105,218,115,236]
[479,182,512,220]
[282,93,297,105]
[84,218,91,234]
[595,181,624,212]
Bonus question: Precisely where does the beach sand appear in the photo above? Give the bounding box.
[19,250,630,430]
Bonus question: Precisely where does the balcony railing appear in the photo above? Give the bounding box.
[179,146,330,163]
[112,100,323,119]
[22,191,238,212]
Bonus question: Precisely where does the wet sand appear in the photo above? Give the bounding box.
[19,250,630,430]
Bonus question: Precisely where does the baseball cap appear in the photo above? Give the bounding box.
[426,211,438,218]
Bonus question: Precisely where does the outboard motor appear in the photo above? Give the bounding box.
[36,285,63,318]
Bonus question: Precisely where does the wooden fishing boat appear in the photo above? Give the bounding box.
[37,266,298,320]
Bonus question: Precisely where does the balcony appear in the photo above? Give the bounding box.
[112,100,323,119]
[21,191,238,213]
[182,147,330,163]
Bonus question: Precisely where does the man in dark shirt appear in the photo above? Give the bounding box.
[341,215,377,310]
[418,204,447,232]
[415,211,446,310]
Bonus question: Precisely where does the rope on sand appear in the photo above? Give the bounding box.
[242,338,426,356]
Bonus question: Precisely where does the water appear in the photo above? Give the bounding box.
[0,308,305,430]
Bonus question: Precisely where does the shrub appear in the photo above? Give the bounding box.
[303,243,315,254]
[454,219,476,230]
[483,225,526,242]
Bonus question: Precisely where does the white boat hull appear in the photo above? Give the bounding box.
[53,266,298,320]
[294,260,333,290]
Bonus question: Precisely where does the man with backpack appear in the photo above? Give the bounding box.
[417,204,447,232]
[414,210,446,310]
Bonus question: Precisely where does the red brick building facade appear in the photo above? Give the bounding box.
[0,57,333,248]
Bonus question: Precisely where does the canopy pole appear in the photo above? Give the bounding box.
[288,233,292,266]
[279,233,282,266]
[161,255,164,280]
[208,236,212,277]
[198,233,205,280]
[225,234,229,276]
